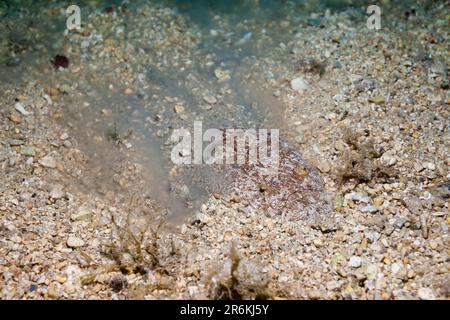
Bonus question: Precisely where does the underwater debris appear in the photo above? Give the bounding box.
[110,274,128,292]
[204,244,270,300]
[335,128,397,186]
[296,57,327,77]
[105,123,133,146]
[53,55,69,69]
[104,196,165,275]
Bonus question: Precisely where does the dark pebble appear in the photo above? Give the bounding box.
[53,55,69,69]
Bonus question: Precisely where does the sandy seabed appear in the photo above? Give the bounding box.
[0,0,448,299]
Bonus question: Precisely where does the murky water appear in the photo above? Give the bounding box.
[0,0,407,220]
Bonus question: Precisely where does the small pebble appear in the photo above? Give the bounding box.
[49,184,65,200]
[317,161,331,173]
[393,218,407,229]
[203,95,217,105]
[20,146,36,157]
[369,95,385,105]
[174,104,185,113]
[348,256,362,268]
[9,113,23,124]
[71,206,92,221]
[361,205,378,214]
[67,236,85,248]
[290,77,309,91]
[9,139,24,146]
[39,155,57,168]
[15,102,30,116]
[417,287,436,300]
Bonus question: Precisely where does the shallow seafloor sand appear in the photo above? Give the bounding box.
[0,0,448,299]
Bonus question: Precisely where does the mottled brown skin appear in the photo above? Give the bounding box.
[220,140,331,222]
[178,131,331,222]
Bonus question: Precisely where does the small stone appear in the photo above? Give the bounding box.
[81,39,90,49]
[64,285,76,295]
[67,236,85,248]
[420,215,428,239]
[203,95,217,105]
[124,142,132,149]
[47,283,59,299]
[50,184,65,199]
[313,238,324,247]
[59,84,71,94]
[369,95,385,105]
[393,218,407,229]
[403,196,422,215]
[384,223,394,236]
[417,287,436,300]
[403,60,413,67]
[366,264,378,280]
[381,152,397,166]
[280,20,290,28]
[332,94,344,102]
[364,216,386,229]
[123,88,133,96]
[71,205,92,221]
[331,32,341,43]
[39,155,57,168]
[290,77,309,91]
[236,32,252,46]
[174,104,185,113]
[427,94,441,102]
[20,193,31,202]
[346,192,371,204]
[423,162,436,171]
[181,224,187,234]
[364,230,380,243]
[214,68,230,82]
[193,211,204,224]
[15,102,30,116]
[20,146,36,157]
[348,256,362,268]
[314,218,338,233]
[317,161,330,173]
[9,139,24,146]
[102,109,112,116]
[414,162,424,172]
[361,205,378,214]
[55,276,67,284]
[391,262,403,275]
[63,140,72,148]
[373,197,384,208]
[429,240,438,250]
[9,113,23,124]
[326,280,341,291]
